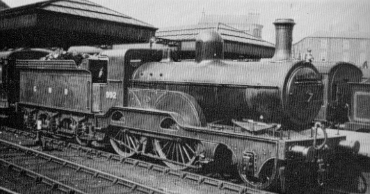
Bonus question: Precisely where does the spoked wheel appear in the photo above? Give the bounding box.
[154,139,200,171]
[23,110,36,130]
[238,158,277,190]
[110,129,144,158]
[50,118,62,139]
[75,122,92,146]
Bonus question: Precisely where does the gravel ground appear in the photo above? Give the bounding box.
[0,131,239,194]
[0,165,64,194]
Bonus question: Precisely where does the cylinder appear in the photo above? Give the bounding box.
[290,145,315,162]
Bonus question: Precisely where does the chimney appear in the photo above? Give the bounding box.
[272,18,295,61]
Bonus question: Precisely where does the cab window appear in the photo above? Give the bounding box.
[89,60,108,83]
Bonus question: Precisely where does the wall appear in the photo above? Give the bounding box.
[293,37,370,67]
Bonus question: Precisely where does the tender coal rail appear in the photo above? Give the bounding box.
[0,138,167,194]
[0,126,275,194]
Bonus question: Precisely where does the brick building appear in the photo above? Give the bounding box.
[293,31,370,67]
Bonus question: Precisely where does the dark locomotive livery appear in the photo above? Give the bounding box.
[0,19,362,193]
[0,48,52,118]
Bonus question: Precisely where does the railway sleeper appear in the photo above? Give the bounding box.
[0,138,167,194]
[0,158,87,194]
[1,127,278,194]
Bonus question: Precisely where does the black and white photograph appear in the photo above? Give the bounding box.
[0,0,369,193]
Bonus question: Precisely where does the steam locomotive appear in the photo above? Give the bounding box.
[0,19,362,193]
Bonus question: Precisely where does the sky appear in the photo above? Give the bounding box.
[3,0,370,43]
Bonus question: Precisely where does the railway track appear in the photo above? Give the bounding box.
[0,126,275,194]
[0,137,169,194]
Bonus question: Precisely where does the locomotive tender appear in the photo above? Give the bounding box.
[10,19,361,192]
[0,48,52,119]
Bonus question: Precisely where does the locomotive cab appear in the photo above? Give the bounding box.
[90,49,163,113]
[83,57,109,113]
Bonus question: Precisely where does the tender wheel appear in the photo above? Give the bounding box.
[154,138,199,170]
[110,129,144,158]
[71,119,90,146]
[238,158,277,190]
[23,110,36,130]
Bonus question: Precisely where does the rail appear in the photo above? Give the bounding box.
[1,126,276,194]
[0,137,168,194]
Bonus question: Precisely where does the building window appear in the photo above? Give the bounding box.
[343,40,350,50]
[320,51,327,61]
[321,39,327,49]
[360,40,367,50]
[343,52,349,62]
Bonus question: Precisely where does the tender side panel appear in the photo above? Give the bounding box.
[92,83,102,112]
[19,69,91,113]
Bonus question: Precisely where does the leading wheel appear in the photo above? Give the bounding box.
[110,129,143,158]
[238,158,277,190]
[154,138,200,171]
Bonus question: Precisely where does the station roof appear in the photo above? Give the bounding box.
[0,0,157,48]
[157,23,273,47]
[0,0,9,10]
[156,23,274,59]
[198,14,260,26]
